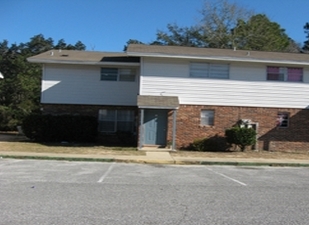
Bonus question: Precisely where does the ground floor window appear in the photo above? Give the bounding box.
[200,110,214,126]
[98,109,135,132]
[277,112,289,128]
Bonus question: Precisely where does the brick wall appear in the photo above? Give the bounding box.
[43,103,309,152]
[170,105,309,152]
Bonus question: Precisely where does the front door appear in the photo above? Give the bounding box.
[144,109,167,146]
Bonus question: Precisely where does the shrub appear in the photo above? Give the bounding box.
[22,114,98,142]
[225,127,256,151]
[192,138,208,151]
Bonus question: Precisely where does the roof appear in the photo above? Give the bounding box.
[126,44,309,66]
[27,50,140,66]
[137,95,179,109]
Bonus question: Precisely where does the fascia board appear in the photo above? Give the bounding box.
[127,52,309,66]
[27,58,140,66]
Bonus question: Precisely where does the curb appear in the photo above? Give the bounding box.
[1,154,309,167]
[199,161,309,167]
[0,155,115,162]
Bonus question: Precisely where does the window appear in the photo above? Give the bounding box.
[190,62,229,79]
[98,109,135,132]
[277,112,289,128]
[101,68,136,82]
[201,110,214,126]
[267,66,303,82]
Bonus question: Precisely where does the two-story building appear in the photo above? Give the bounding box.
[28,44,309,152]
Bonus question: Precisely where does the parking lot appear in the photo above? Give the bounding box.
[1,159,309,224]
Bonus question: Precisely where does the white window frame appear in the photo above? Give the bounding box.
[101,68,136,82]
[98,109,135,133]
[190,62,229,79]
[200,110,215,126]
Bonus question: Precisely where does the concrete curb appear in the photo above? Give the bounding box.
[0,154,115,162]
[2,154,309,167]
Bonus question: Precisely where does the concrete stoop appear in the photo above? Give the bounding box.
[139,145,174,152]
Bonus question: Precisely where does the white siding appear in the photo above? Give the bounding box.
[140,58,309,109]
[42,64,139,105]
[142,58,189,77]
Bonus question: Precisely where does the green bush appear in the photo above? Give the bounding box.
[22,114,98,142]
[225,127,256,151]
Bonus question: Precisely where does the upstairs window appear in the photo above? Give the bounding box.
[190,62,229,79]
[201,110,215,126]
[98,109,135,133]
[267,66,303,82]
[101,68,136,82]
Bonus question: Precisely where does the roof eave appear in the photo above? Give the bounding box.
[127,52,309,66]
[27,58,140,66]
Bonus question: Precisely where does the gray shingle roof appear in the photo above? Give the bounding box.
[27,50,140,65]
[127,44,309,65]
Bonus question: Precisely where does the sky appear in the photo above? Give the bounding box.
[2,0,308,52]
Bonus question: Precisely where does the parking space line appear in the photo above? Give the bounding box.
[206,167,247,186]
[97,162,115,183]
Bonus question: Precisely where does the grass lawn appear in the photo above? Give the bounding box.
[0,133,143,156]
[1,132,309,160]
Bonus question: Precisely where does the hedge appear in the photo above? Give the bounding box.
[22,114,98,142]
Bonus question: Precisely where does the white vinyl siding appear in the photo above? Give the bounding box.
[140,58,309,108]
[42,64,139,105]
[140,76,309,109]
[190,62,229,79]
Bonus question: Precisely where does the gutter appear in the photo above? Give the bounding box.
[27,59,140,67]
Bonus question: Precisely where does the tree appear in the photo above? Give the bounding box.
[303,22,309,52]
[55,39,86,50]
[198,0,253,49]
[155,24,203,47]
[123,39,145,51]
[153,0,253,49]
[129,0,295,52]
[232,14,290,51]
[0,34,86,130]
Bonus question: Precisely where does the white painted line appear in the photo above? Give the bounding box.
[98,163,115,183]
[206,168,247,186]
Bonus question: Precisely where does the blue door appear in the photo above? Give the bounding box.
[144,109,167,145]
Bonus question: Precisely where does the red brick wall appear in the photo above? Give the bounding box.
[43,103,309,152]
[169,105,309,152]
